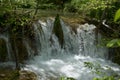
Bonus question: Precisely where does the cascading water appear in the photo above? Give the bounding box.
[0,33,16,69]
[0,34,12,61]
[23,18,120,80]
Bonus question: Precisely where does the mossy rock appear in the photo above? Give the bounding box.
[0,69,37,80]
[0,39,7,62]
[16,40,29,62]
[19,70,37,80]
[52,14,64,48]
[0,69,19,80]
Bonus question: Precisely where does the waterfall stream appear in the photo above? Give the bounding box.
[22,19,120,80]
[0,18,120,80]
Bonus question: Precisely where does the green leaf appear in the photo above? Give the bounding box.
[60,77,65,80]
[114,9,120,22]
[107,41,115,47]
[93,78,99,80]
[117,40,120,46]
[107,39,118,47]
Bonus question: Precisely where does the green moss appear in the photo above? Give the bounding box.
[0,69,38,80]
[0,69,19,80]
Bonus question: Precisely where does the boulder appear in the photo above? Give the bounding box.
[19,70,37,80]
[52,14,64,48]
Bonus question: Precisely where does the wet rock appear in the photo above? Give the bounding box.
[19,70,37,80]
[52,14,64,48]
[16,40,29,62]
[10,38,28,63]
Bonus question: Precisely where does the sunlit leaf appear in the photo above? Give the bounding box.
[60,77,65,80]
[114,9,120,22]
[107,39,118,47]
[107,41,115,47]
[93,78,99,80]
[117,40,120,46]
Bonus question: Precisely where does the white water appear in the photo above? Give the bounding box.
[22,19,120,80]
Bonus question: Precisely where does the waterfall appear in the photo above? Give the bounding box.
[23,19,120,80]
[0,34,16,69]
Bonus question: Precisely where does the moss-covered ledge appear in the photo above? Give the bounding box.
[0,69,37,80]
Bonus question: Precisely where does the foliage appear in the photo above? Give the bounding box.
[106,8,120,48]
[84,62,103,75]
[114,9,120,22]
[63,0,120,24]
[102,8,120,65]
[0,0,35,69]
[37,3,56,10]
[64,3,77,12]
[60,77,76,80]
[84,62,120,80]
[107,39,120,47]
[93,76,116,80]
[60,61,120,80]
[68,0,109,14]
[34,0,71,10]
[84,62,94,69]
[0,0,35,9]
[0,11,32,36]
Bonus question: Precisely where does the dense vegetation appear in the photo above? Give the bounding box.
[0,0,120,80]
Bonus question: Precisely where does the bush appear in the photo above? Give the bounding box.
[38,3,56,10]
[20,3,32,8]
[64,3,77,12]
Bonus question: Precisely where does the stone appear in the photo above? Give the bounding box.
[19,70,37,80]
[52,14,64,48]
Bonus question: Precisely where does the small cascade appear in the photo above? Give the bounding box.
[0,34,17,69]
[0,34,12,61]
[76,24,108,59]
[23,18,120,80]
[0,16,119,79]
